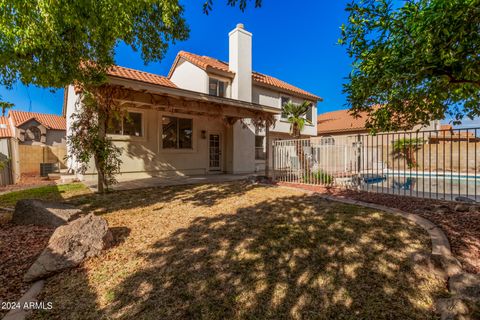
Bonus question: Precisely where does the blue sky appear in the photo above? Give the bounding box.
[0,0,477,127]
[0,0,351,116]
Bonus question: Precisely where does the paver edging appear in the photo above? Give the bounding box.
[2,280,45,320]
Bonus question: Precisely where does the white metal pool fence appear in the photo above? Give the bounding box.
[272,127,480,202]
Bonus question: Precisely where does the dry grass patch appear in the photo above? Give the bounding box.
[32,181,445,319]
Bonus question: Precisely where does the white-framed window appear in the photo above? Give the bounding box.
[108,112,143,137]
[209,78,226,97]
[280,96,290,119]
[255,135,265,160]
[306,104,314,123]
[320,135,335,146]
[162,116,193,149]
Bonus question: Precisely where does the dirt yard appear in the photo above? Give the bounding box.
[10,181,446,319]
[0,183,90,317]
[278,182,480,274]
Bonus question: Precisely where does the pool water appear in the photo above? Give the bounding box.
[362,174,480,201]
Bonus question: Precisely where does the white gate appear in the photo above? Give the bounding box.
[272,138,361,187]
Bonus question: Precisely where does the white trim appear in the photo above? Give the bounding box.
[207,131,223,172]
[207,76,230,98]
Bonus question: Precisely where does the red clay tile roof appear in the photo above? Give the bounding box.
[440,124,453,131]
[9,110,66,131]
[170,51,235,77]
[108,65,177,88]
[169,51,320,101]
[317,109,368,134]
[0,116,13,138]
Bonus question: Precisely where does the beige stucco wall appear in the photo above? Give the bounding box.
[170,59,318,138]
[18,144,67,175]
[169,59,210,93]
[79,107,233,179]
[252,85,317,137]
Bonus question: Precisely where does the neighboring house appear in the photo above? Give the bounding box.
[2,111,67,178]
[65,24,321,181]
[0,116,17,185]
[429,124,480,143]
[316,108,440,146]
[9,110,66,146]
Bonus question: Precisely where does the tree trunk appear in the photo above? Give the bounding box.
[94,155,105,194]
[265,125,270,178]
[96,110,107,194]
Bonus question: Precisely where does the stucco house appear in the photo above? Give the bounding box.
[8,110,66,177]
[9,110,66,146]
[65,24,321,181]
[0,116,17,185]
[0,111,66,183]
[316,108,440,146]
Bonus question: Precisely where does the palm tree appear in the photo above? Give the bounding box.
[282,101,312,138]
[392,138,423,169]
[282,101,313,178]
[0,97,14,117]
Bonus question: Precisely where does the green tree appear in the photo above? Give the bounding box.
[203,0,262,14]
[392,138,423,169]
[340,0,480,133]
[282,101,312,177]
[282,101,312,138]
[0,98,14,116]
[0,0,260,192]
[0,1,189,89]
[67,85,124,192]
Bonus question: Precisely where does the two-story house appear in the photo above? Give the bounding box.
[65,24,320,181]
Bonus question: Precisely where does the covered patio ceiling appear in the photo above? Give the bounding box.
[107,77,280,125]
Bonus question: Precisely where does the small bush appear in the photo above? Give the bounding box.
[303,170,334,184]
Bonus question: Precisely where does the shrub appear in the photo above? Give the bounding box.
[303,170,334,184]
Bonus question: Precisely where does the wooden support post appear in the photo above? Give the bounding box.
[265,125,270,178]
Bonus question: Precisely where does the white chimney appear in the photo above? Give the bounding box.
[229,23,252,102]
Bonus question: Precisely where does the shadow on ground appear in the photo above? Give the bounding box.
[68,181,265,213]
[33,186,446,320]
[287,183,480,274]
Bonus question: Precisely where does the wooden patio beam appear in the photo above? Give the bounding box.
[111,88,268,120]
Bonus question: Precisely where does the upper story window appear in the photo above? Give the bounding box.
[25,126,41,141]
[108,112,143,137]
[280,96,290,119]
[209,78,226,97]
[162,116,193,149]
[306,104,314,123]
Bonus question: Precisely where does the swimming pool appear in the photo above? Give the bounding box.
[360,171,480,201]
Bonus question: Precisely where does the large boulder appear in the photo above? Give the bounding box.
[24,214,113,282]
[12,199,82,227]
[449,273,480,301]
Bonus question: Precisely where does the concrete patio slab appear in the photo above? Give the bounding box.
[84,174,257,192]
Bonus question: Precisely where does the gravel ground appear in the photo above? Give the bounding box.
[31,182,445,319]
[278,182,480,274]
[0,223,53,317]
[0,175,56,195]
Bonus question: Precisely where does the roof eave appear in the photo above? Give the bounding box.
[206,67,235,79]
[252,80,321,102]
[316,128,367,135]
[108,76,281,115]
